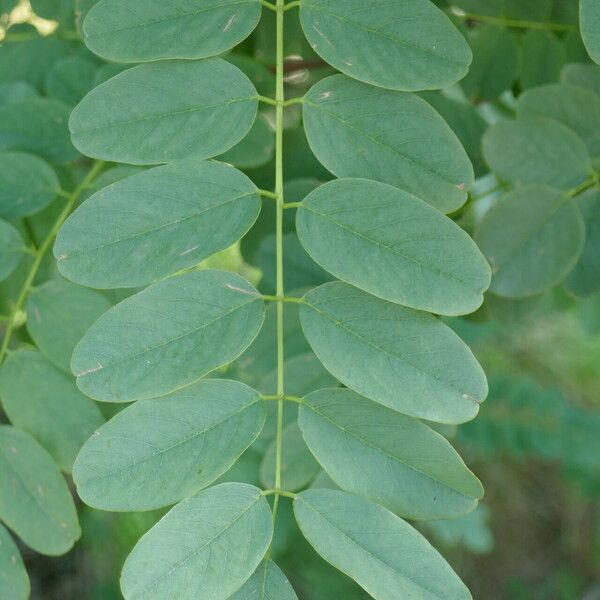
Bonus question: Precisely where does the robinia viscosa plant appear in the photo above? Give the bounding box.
[0,0,596,598]
[53,1,491,598]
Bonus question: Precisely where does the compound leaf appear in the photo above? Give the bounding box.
[0,426,80,555]
[70,59,258,165]
[73,379,265,511]
[483,116,592,190]
[299,388,483,520]
[71,270,265,402]
[299,0,472,91]
[0,151,59,219]
[294,489,470,600]
[26,279,112,373]
[475,186,585,297]
[84,0,262,63]
[300,282,487,424]
[0,349,104,472]
[55,159,261,288]
[303,75,474,213]
[120,483,272,600]
[296,178,490,315]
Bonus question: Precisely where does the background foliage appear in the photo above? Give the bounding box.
[0,0,599,598]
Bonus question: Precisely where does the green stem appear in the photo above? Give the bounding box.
[0,161,104,365]
[272,0,286,528]
[262,394,303,404]
[566,173,599,199]
[282,201,303,209]
[453,10,577,32]
[261,294,304,304]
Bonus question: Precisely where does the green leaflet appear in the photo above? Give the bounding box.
[296,179,490,315]
[0,81,38,106]
[71,270,265,402]
[255,233,331,296]
[565,190,600,297]
[218,113,275,169]
[0,219,24,282]
[228,560,298,600]
[0,426,80,555]
[483,116,592,190]
[520,30,566,90]
[300,282,487,424]
[0,524,29,600]
[299,0,472,91]
[462,25,519,102]
[69,59,259,165]
[580,0,600,65]
[299,388,483,520]
[475,186,585,298]
[44,56,97,106]
[302,75,474,213]
[0,37,72,90]
[294,489,470,600]
[420,91,488,178]
[26,280,112,373]
[84,0,262,63]
[0,97,78,163]
[517,83,600,159]
[258,352,338,398]
[73,379,265,511]
[55,160,262,288]
[0,349,105,472]
[120,483,272,600]
[260,422,321,492]
[561,63,600,96]
[0,151,59,219]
